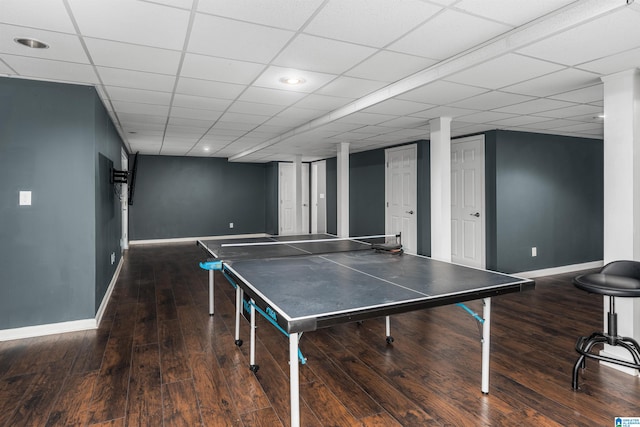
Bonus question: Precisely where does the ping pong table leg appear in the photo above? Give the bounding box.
[385,316,394,344]
[289,332,300,427]
[234,287,243,346]
[481,297,491,394]
[208,269,214,315]
[249,298,258,373]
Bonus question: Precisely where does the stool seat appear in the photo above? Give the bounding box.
[571,260,640,390]
[573,273,640,296]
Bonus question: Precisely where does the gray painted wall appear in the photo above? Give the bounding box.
[350,150,385,236]
[0,77,122,329]
[264,162,279,236]
[328,140,431,255]
[94,99,124,311]
[486,130,603,273]
[128,155,268,240]
[326,133,601,271]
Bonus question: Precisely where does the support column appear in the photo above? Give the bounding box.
[602,68,640,375]
[294,155,303,234]
[337,142,349,237]
[430,117,452,261]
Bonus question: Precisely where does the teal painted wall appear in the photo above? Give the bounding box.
[0,77,123,328]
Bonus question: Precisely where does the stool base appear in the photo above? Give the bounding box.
[572,332,640,390]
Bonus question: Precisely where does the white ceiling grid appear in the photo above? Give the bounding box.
[1,0,639,162]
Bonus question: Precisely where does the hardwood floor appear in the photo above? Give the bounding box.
[1,243,638,426]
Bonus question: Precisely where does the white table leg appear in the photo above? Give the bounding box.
[290,332,300,427]
[249,298,257,371]
[481,297,491,394]
[208,269,214,315]
[234,287,242,346]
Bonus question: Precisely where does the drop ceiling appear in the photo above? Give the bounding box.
[1,0,639,162]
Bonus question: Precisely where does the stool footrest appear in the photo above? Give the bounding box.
[572,332,640,390]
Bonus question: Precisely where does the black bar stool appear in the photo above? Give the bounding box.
[572,260,640,389]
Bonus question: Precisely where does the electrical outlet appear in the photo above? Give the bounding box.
[531,247,537,257]
[229,222,234,229]
[111,252,116,264]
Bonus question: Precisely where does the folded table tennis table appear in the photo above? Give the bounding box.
[198,234,534,427]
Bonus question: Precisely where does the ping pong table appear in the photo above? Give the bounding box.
[197,234,534,427]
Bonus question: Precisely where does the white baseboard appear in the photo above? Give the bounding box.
[95,255,124,327]
[516,260,604,279]
[0,255,125,342]
[129,233,269,245]
[0,318,96,342]
[600,347,639,376]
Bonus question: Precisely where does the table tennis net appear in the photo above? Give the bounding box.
[215,234,401,261]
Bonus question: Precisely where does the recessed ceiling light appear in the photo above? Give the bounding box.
[14,37,49,49]
[203,147,210,152]
[280,77,305,86]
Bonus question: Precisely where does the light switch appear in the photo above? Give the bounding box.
[19,191,32,206]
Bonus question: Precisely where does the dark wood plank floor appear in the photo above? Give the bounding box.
[1,243,638,426]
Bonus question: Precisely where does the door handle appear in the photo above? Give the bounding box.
[470,212,480,217]
[406,210,414,215]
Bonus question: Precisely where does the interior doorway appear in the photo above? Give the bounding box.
[385,144,417,254]
[451,135,486,268]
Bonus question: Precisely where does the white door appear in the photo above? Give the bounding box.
[451,135,485,268]
[301,164,310,233]
[385,144,417,254]
[311,161,326,234]
[279,162,310,235]
[120,149,129,251]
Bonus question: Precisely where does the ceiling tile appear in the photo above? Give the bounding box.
[346,50,437,83]
[180,53,265,84]
[175,77,246,99]
[389,9,511,60]
[237,86,307,107]
[170,106,222,121]
[104,86,173,105]
[188,14,294,63]
[273,34,377,75]
[292,94,353,111]
[0,24,89,63]
[253,65,337,93]
[303,0,442,48]
[410,105,478,119]
[112,100,170,116]
[85,38,181,75]
[96,66,176,91]
[549,84,603,103]
[398,81,487,105]
[4,55,98,84]
[454,0,575,26]
[227,100,286,116]
[335,112,398,126]
[172,93,233,111]
[516,8,640,66]
[448,91,534,110]
[445,53,565,89]
[578,46,640,75]
[362,98,432,115]
[314,76,387,99]
[68,0,190,50]
[1,0,76,33]
[533,104,602,119]
[493,98,576,114]
[197,0,324,30]
[503,68,600,97]
[455,110,517,124]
